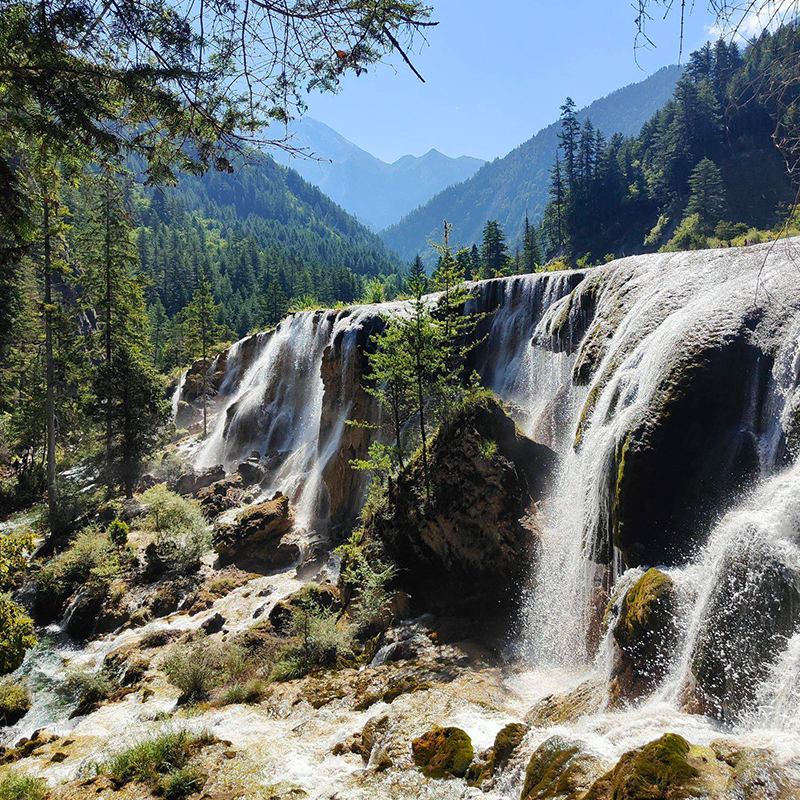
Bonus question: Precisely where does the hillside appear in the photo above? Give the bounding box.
[381,65,682,261]
[271,117,485,230]
[135,152,404,340]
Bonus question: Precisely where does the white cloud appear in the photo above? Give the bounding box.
[709,0,799,41]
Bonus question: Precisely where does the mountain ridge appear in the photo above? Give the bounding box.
[381,64,683,261]
[271,117,485,230]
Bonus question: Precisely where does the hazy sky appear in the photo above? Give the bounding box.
[300,0,717,163]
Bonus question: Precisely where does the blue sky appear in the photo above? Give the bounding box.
[302,0,717,162]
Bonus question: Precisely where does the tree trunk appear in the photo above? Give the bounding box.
[43,193,57,529]
[104,186,113,468]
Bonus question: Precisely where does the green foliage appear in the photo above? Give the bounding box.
[0,771,48,800]
[0,595,36,676]
[96,729,214,787]
[107,519,129,549]
[344,556,396,636]
[140,485,211,574]
[686,158,726,232]
[160,766,206,800]
[0,533,33,592]
[0,681,31,726]
[477,438,498,460]
[662,214,709,252]
[478,220,510,278]
[35,526,124,613]
[270,600,354,682]
[218,679,268,706]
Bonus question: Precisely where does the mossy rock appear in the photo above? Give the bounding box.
[525,681,604,728]
[467,722,527,787]
[412,726,474,779]
[0,682,31,727]
[584,734,699,800]
[521,735,604,800]
[608,569,677,705]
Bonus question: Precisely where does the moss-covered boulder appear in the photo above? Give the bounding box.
[524,680,604,728]
[467,722,527,787]
[411,726,474,779]
[0,682,30,727]
[521,736,604,800]
[685,546,800,723]
[608,569,678,705]
[358,395,556,617]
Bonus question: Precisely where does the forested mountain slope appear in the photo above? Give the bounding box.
[135,153,403,339]
[381,65,681,261]
[271,117,485,230]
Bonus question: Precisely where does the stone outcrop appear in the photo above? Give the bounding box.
[214,494,299,569]
[175,465,226,496]
[524,681,605,728]
[685,546,800,723]
[521,735,604,800]
[608,569,678,705]
[362,395,556,616]
[196,474,247,519]
[411,727,474,779]
[319,312,385,537]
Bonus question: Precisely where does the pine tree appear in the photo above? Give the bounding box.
[260,276,289,328]
[522,213,542,272]
[558,97,580,191]
[548,154,566,250]
[479,220,509,279]
[409,254,426,291]
[686,157,727,231]
[183,274,221,436]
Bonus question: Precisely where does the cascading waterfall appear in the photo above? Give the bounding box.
[183,240,800,736]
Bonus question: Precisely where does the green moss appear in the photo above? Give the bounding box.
[613,569,674,648]
[412,727,474,779]
[574,383,604,449]
[521,737,582,800]
[467,723,527,786]
[0,771,48,800]
[612,434,632,547]
[0,683,30,727]
[585,734,699,800]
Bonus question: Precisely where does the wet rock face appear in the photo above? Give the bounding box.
[686,544,800,724]
[214,494,299,569]
[411,726,474,779]
[608,569,678,705]
[319,313,384,538]
[521,735,604,800]
[611,332,769,567]
[367,396,556,617]
[196,474,246,520]
[524,681,605,728]
[175,465,226,497]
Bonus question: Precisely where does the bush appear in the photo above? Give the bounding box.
[0,771,48,800]
[107,519,129,548]
[662,213,708,252]
[96,729,214,787]
[162,646,222,703]
[218,678,268,706]
[270,600,354,682]
[343,556,396,636]
[0,596,36,676]
[160,766,206,800]
[0,682,30,726]
[140,486,211,574]
[35,526,124,615]
[0,533,34,592]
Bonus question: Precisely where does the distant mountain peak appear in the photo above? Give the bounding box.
[270,118,485,230]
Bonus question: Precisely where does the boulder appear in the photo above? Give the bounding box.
[175,465,226,496]
[362,395,556,616]
[268,582,342,635]
[412,726,474,779]
[467,722,527,787]
[214,494,298,569]
[521,735,604,800]
[237,458,266,487]
[608,569,678,705]
[196,474,245,519]
[685,544,800,723]
[524,681,604,728]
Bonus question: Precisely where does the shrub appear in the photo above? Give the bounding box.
[140,486,211,574]
[0,771,48,800]
[0,596,36,676]
[97,729,214,786]
[0,682,30,726]
[35,526,123,614]
[107,519,129,548]
[662,213,708,252]
[160,766,206,800]
[270,600,354,682]
[162,645,222,703]
[0,533,34,592]
[218,678,268,706]
[344,557,396,636]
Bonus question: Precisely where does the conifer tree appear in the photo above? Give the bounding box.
[183,274,221,437]
[522,213,542,272]
[260,276,289,328]
[409,254,426,291]
[479,220,509,279]
[686,157,727,232]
